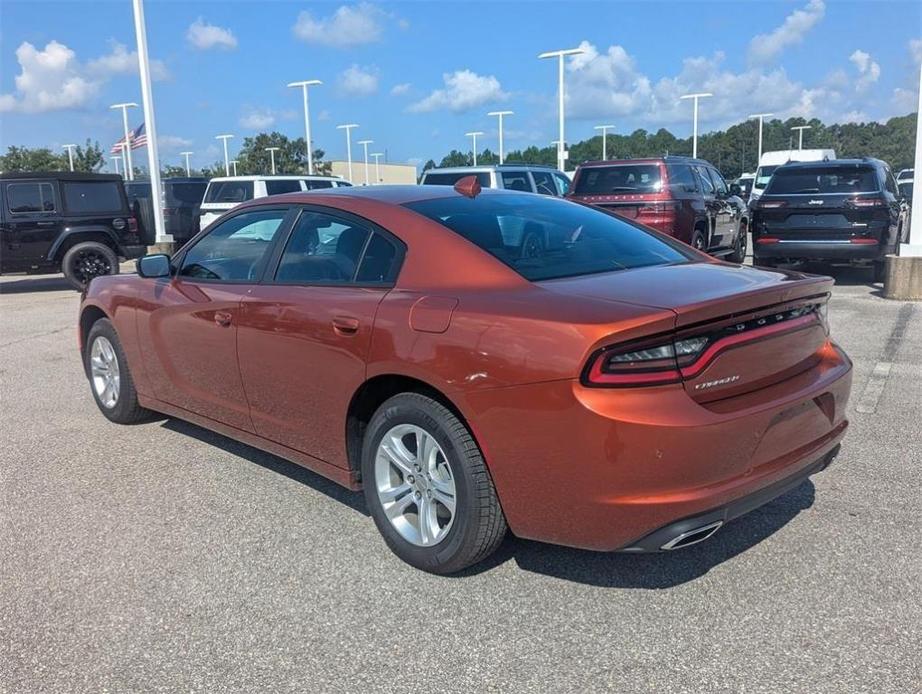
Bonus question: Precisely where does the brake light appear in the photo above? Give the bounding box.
[756,237,780,244]
[638,202,679,215]
[127,216,138,233]
[163,207,178,216]
[847,197,885,208]
[849,238,878,244]
[757,200,787,209]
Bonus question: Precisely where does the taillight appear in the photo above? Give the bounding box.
[846,197,885,208]
[756,237,780,244]
[585,336,708,387]
[849,238,878,244]
[757,200,787,209]
[127,216,138,233]
[638,202,679,215]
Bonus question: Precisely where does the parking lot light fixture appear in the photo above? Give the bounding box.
[357,140,373,185]
[679,93,712,159]
[180,151,193,177]
[465,131,484,166]
[265,147,280,175]
[487,111,514,164]
[215,134,234,176]
[110,102,138,181]
[336,124,359,183]
[371,152,384,184]
[593,125,615,160]
[539,48,585,172]
[110,156,121,175]
[62,144,77,172]
[230,160,239,176]
[791,125,812,150]
[748,113,774,165]
[287,80,322,175]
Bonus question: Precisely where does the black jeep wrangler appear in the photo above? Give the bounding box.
[0,172,146,289]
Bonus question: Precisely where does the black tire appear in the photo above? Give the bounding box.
[519,231,544,260]
[690,228,708,253]
[62,241,119,291]
[362,393,507,574]
[84,318,153,424]
[727,221,747,263]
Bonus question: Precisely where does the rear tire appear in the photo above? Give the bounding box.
[690,228,708,254]
[362,393,507,574]
[85,318,153,424]
[63,241,118,291]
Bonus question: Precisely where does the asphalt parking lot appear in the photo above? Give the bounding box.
[1,260,920,693]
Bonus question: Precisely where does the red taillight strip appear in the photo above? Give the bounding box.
[849,238,878,245]
[587,356,680,386]
[679,313,819,379]
[756,237,780,244]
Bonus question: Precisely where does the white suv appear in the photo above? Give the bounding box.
[200,175,351,228]
[419,165,570,196]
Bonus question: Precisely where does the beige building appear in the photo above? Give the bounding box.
[329,160,418,186]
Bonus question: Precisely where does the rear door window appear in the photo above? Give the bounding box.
[275,211,370,284]
[265,180,303,195]
[531,171,557,196]
[304,180,334,190]
[500,171,533,192]
[6,182,56,214]
[666,165,697,193]
[356,233,400,283]
[62,181,124,213]
[766,167,879,195]
[204,180,254,204]
[708,168,729,195]
[573,165,662,195]
[693,166,715,195]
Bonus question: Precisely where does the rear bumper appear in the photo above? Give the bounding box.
[754,240,882,262]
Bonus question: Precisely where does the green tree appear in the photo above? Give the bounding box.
[161,164,189,178]
[235,131,330,176]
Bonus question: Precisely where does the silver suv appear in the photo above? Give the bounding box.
[419,165,571,196]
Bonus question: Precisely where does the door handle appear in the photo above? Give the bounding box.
[332,316,359,335]
[214,311,233,327]
[37,221,57,226]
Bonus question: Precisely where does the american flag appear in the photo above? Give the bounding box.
[110,123,147,153]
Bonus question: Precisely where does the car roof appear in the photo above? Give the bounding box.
[424,164,560,174]
[206,175,344,183]
[0,171,123,182]
[576,155,709,168]
[776,158,883,170]
[237,183,531,207]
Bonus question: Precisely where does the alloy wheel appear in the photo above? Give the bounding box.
[90,336,120,408]
[374,424,456,547]
[72,249,112,284]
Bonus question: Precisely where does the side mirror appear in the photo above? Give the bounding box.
[729,183,742,197]
[137,253,171,278]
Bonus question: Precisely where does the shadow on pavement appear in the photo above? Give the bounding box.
[0,275,74,294]
[162,418,370,517]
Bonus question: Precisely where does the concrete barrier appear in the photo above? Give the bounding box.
[884,254,922,300]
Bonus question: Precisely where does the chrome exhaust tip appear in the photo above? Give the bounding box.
[660,520,723,551]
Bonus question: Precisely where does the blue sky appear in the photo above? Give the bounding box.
[1,0,920,172]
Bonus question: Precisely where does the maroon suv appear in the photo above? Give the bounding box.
[568,156,749,262]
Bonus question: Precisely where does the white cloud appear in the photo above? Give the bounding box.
[317,109,331,122]
[566,41,653,119]
[390,82,411,96]
[0,41,97,113]
[292,3,384,47]
[338,64,379,96]
[186,18,238,50]
[87,41,169,81]
[910,38,922,66]
[891,39,922,113]
[158,135,193,151]
[849,50,880,93]
[239,108,276,130]
[749,0,825,65]
[408,70,507,113]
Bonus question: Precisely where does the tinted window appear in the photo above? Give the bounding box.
[266,180,303,195]
[898,181,913,200]
[204,180,254,204]
[305,180,334,190]
[405,194,689,282]
[422,172,491,187]
[180,209,286,281]
[167,182,207,204]
[553,173,571,196]
[883,170,898,196]
[666,165,697,193]
[356,233,399,283]
[124,183,151,201]
[531,171,557,196]
[62,181,123,213]
[573,164,662,195]
[766,166,879,195]
[501,171,532,192]
[693,166,715,195]
[708,168,729,195]
[6,182,55,214]
[754,165,779,190]
[275,211,369,283]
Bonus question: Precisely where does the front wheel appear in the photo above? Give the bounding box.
[63,241,118,290]
[362,393,507,574]
[85,318,153,424]
[690,229,708,254]
[727,222,747,263]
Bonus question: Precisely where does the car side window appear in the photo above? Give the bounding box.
[708,168,729,195]
[553,173,571,196]
[883,169,898,196]
[180,209,287,281]
[355,233,400,283]
[531,171,557,196]
[275,211,371,284]
[666,165,697,193]
[6,182,56,214]
[501,171,532,192]
[693,166,715,195]
[265,180,302,195]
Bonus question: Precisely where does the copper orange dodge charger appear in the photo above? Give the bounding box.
[79,180,852,574]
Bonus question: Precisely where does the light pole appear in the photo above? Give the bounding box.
[357,139,373,185]
[265,147,280,174]
[679,92,712,159]
[465,131,484,166]
[908,65,922,251]
[180,151,193,177]
[110,156,121,175]
[216,134,234,176]
[118,143,128,178]
[791,125,812,150]
[539,47,585,172]
[288,80,322,175]
[62,144,77,172]
[230,160,238,176]
[594,124,615,160]
[371,152,383,184]
[747,113,773,166]
[110,102,138,181]
[487,110,513,164]
[337,124,358,183]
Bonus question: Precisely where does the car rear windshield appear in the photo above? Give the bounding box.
[404,193,690,282]
[62,181,125,213]
[204,180,254,204]
[766,166,879,195]
[573,164,663,195]
[422,172,491,187]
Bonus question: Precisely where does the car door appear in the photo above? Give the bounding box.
[135,206,293,431]
[237,207,403,467]
[706,167,739,248]
[691,165,720,249]
[1,180,62,268]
